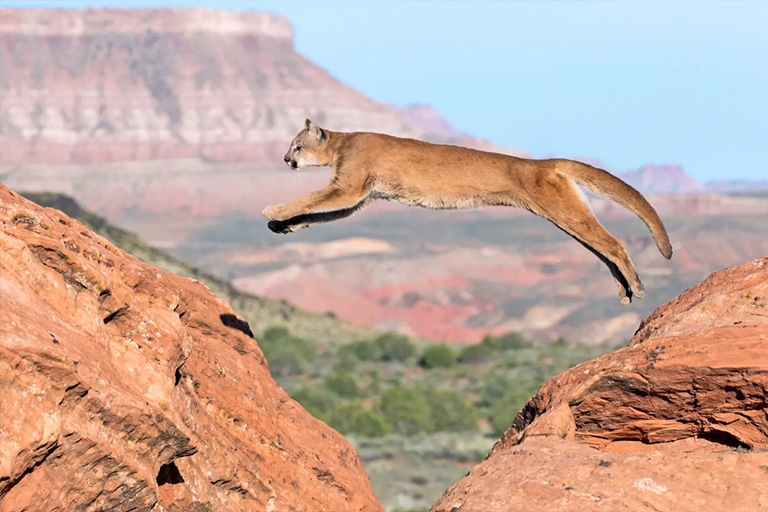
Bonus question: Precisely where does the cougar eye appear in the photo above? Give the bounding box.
[294,146,301,152]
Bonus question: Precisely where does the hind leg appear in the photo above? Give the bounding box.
[575,238,634,305]
[539,197,644,304]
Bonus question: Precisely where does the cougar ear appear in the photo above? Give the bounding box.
[305,118,327,143]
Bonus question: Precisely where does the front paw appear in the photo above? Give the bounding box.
[262,205,287,221]
[267,220,291,234]
[267,221,308,234]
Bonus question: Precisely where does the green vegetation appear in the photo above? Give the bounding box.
[380,386,434,435]
[418,344,457,369]
[270,326,614,509]
[375,333,418,362]
[457,343,493,364]
[325,372,360,398]
[263,326,615,439]
[258,326,316,377]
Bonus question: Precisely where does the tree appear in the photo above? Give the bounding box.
[325,372,360,398]
[262,325,290,343]
[479,372,516,407]
[351,340,381,361]
[337,340,380,366]
[346,409,391,437]
[379,386,432,435]
[458,343,494,364]
[483,331,531,351]
[265,345,308,377]
[421,386,478,432]
[292,387,339,423]
[374,333,417,362]
[490,388,533,435]
[329,401,391,438]
[258,326,316,377]
[418,344,457,369]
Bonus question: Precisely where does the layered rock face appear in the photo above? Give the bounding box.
[432,255,768,511]
[0,181,382,511]
[0,8,424,166]
[0,8,527,167]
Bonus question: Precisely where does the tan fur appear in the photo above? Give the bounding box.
[264,119,673,305]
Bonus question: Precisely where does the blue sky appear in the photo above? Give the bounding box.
[4,1,767,182]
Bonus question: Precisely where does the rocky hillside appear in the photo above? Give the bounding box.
[0,182,381,511]
[0,8,524,167]
[432,255,768,511]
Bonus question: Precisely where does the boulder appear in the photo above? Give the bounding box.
[0,182,382,512]
[433,255,768,511]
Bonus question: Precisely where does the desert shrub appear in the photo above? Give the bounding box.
[490,388,534,435]
[292,387,339,423]
[347,409,391,437]
[262,325,291,343]
[421,386,478,432]
[374,333,417,362]
[325,372,360,398]
[259,326,315,358]
[418,344,457,369]
[329,401,392,437]
[338,340,380,361]
[379,386,433,435]
[259,328,316,378]
[457,343,494,364]
[264,346,308,377]
[478,372,515,407]
[333,353,358,372]
[365,370,383,396]
[483,331,531,351]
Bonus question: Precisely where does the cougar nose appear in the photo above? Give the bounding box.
[283,155,290,163]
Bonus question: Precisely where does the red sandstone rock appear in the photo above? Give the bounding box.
[0,181,382,511]
[432,255,768,511]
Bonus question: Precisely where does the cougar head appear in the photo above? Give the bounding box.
[283,118,330,170]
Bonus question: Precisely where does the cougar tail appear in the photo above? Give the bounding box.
[557,160,673,259]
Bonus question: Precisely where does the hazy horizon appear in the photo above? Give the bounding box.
[3,0,767,182]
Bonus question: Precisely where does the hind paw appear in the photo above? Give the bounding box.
[616,281,632,306]
[617,284,643,305]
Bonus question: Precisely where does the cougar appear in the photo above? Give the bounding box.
[263,119,673,305]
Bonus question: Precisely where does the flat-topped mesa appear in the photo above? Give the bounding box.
[0,7,421,166]
[0,8,294,40]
